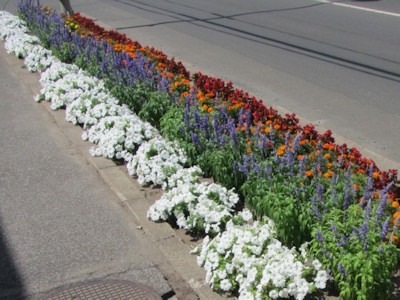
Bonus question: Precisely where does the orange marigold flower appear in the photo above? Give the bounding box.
[202,104,208,110]
[207,107,213,113]
[276,149,284,156]
[305,171,313,178]
[358,169,365,175]
[280,145,286,151]
[274,124,281,130]
[353,183,360,191]
[297,155,304,161]
[373,172,380,180]
[247,148,252,154]
[323,143,330,149]
[323,153,331,160]
[327,163,333,169]
[181,79,190,85]
[205,93,215,98]
[392,201,400,208]
[373,192,380,199]
[247,140,252,145]
[393,211,400,219]
[324,171,334,178]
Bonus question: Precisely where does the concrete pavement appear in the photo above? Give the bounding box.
[0,25,227,300]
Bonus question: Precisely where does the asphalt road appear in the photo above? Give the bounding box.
[4,0,399,169]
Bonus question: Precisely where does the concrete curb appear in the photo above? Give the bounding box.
[0,43,229,300]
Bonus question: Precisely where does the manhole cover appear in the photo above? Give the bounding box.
[42,279,161,300]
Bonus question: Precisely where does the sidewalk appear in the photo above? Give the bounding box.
[0,25,226,300]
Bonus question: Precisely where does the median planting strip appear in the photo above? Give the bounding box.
[2,1,400,299]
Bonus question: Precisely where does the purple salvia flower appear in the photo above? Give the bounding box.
[227,119,238,148]
[201,114,210,141]
[338,262,347,279]
[284,132,290,147]
[286,150,295,176]
[345,165,351,179]
[238,155,250,176]
[292,133,302,151]
[330,221,339,238]
[336,236,348,247]
[193,109,201,130]
[191,132,202,148]
[219,104,229,123]
[299,155,307,176]
[264,164,273,180]
[383,181,394,194]
[375,186,390,223]
[312,195,323,222]
[178,125,185,136]
[213,113,222,145]
[316,230,324,243]
[343,182,351,210]
[268,124,276,147]
[233,161,238,174]
[380,217,390,240]
[158,77,170,93]
[361,171,374,206]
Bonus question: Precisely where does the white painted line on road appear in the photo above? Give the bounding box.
[316,0,400,17]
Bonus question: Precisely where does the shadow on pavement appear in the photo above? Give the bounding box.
[0,217,26,300]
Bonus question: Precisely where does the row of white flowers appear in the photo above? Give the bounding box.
[193,215,328,300]
[0,10,328,299]
[148,180,239,234]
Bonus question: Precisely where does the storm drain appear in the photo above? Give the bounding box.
[42,279,161,300]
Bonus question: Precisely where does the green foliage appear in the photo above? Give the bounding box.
[138,91,176,128]
[109,81,153,114]
[160,106,185,140]
[241,174,314,248]
[309,204,400,300]
[197,143,245,191]
[50,42,75,63]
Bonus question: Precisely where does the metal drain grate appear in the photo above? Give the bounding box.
[42,279,161,300]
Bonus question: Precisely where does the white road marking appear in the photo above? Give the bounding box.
[316,0,400,17]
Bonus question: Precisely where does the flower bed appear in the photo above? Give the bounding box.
[3,2,400,299]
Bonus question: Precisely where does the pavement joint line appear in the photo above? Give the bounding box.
[152,234,177,243]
